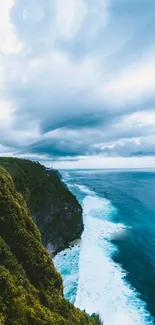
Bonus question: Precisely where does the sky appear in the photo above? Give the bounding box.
[0,0,155,169]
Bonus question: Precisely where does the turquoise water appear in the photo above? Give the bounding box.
[54,170,155,325]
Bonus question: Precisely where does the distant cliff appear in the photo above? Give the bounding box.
[0,157,83,254]
[0,165,101,324]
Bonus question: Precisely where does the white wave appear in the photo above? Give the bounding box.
[62,171,71,182]
[75,195,153,325]
[54,244,81,304]
[63,171,70,178]
[83,195,117,220]
[74,184,96,195]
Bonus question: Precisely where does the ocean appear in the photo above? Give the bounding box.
[53,169,155,325]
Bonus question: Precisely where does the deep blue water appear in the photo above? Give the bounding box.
[54,169,155,325]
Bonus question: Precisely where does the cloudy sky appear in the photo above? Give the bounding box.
[0,0,155,169]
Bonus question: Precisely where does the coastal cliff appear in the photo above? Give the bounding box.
[0,161,101,325]
[0,158,83,254]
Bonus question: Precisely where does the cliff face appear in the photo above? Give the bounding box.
[0,165,101,325]
[0,158,83,254]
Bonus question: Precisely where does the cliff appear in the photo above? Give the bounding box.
[0,158,83,254]
[0,165,101,325]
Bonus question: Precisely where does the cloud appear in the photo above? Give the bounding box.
[96,136,155,157]
[0,0,23,54]
[104,50,155,106]
[0,100,14,122]
[0,0,155,168]
[13,109,154,162]
[56,0,87,38]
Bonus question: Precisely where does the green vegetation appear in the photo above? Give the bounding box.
[0,161,102,324]
[0,158,83,253]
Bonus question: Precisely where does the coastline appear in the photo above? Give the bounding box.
[54,170,154,325]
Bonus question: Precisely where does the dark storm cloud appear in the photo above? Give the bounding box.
[27,139,88,157]
[21,133,102,158]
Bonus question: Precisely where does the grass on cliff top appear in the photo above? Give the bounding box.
[0,157,80,212]
[0,157,56,201]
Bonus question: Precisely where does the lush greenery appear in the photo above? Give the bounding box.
[0,161,102,324]
[0,158,83,253]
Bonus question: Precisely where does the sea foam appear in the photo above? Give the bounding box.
[74,184,96,195]
[54,181,153,325]
[74,186,153,325]
[54,244,80,304]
